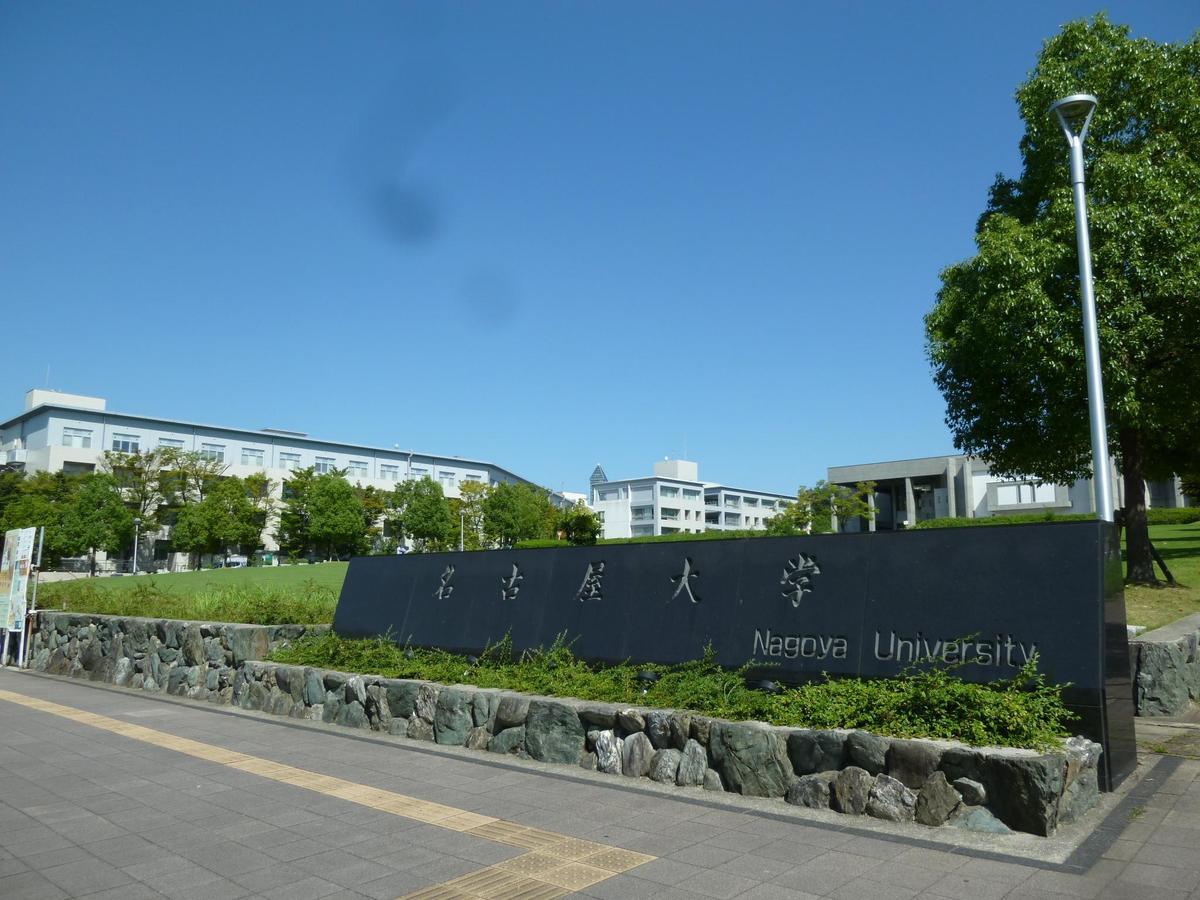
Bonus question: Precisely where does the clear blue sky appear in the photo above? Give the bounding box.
[1,3,1194,496]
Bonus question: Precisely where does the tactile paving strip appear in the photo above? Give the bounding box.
[0,688,655,899]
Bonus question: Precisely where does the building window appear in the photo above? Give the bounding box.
[111,433,140,454]
[348,460,369,479]
[632,525,654,537]
[279,452,301,471]
[994,482,1056,505]
[159,438,184,449]
[314,456,335,474]
[411,466,429,479]
[63,427,93,449]
[705,511,720,524]
[464,473,482,482]
[62,461,95,474]
[724,495,741,507]
[683,489,700,499]
[761,499,775,509]
[598,489,621,501]
[661,527,680,535]
[596,511,605,525]
[439,471,456,488]
[705,495,718,506]
[241,448,265,467]
[631,505,655,522]
[200,443,225,463]
[744,497,759,507]
[660,485,680,498]
[380,464,400,481]
[725,512,741,525]
[660,507,680,521]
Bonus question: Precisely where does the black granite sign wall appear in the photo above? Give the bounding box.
[333,520,1135,790]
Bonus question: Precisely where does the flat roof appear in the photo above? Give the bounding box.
[3,401,539,487]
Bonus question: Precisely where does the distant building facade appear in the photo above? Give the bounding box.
[826,454,1192,531]
[589,459,793,539]
[0,389,554,565]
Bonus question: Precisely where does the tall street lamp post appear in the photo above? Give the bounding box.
[132,517,142,574]
[460,511,465,552]
[1050,93,1114,523]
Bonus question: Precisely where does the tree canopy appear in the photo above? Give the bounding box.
[925,15,1200,582]
[482,482,557,548]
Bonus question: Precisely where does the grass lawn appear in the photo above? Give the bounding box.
[38,562,348,625]
[1125,523,1200,631]
[41,562,348,600]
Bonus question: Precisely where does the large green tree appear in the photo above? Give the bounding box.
[308,474,368,559]
[59,474,134,575]
[765,481,876,536]
[925,15,1200,583]
[0,471,78,566]
[482,482,556,548]
[171,476,269,568]
[389,477,454,552]
[558,500,601,545]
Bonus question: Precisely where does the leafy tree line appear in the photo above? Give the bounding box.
[273,469,600,558]
[0,448,603,571]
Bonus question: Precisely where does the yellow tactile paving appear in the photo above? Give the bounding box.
[0,687,655,899]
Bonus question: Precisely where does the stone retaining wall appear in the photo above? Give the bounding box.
[28,612,1100,837]
[1130,613,1200,716]
[27,611,326,698]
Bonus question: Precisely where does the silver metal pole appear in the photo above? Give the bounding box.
[460,513,465,552]
[133,519,140,574]
[18,526,44,669]
[1066,134,1114,521]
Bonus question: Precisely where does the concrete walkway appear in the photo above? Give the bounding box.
[1,669,1198,899]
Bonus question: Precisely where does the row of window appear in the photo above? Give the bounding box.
[59,427,482,484]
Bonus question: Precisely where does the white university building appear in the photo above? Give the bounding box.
[0,389,553,568]
[588,459,793,539]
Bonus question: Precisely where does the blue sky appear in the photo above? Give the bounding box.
[1,3,1194,496]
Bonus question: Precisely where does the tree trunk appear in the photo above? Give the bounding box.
[89,549,96,577]
[1121,428,1156,584]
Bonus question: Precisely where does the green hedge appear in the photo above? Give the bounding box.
[911,512,1096,530]
[515,530,766,550]
[912,509,1200,530]
[271,632,1075,749]
[1146,508,1200,525]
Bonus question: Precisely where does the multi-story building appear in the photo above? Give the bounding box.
[589,459,793,539]
[826,454,1192,531]
[0,389,554,563]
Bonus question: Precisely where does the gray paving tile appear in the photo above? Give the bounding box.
[829,875,920,900]
[0,870,70,900]
[40,858,134,895]
[925,872,1013,900]
[676,867,762,898]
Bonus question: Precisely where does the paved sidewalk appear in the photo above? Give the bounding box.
[1,669,1198,899]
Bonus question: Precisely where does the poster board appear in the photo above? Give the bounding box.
[0,527,36,633]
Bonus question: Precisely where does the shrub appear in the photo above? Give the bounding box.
[270,633,1074,749]
[1145,508,1200,526]
[912,512,1095,529]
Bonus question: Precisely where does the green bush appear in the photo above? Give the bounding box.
[515,530,767,550]
[1146,508,1200,525]
[270,632,1074,749]
[911,512,1095,529]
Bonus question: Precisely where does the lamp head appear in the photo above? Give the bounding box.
[1049,94,1097,143]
